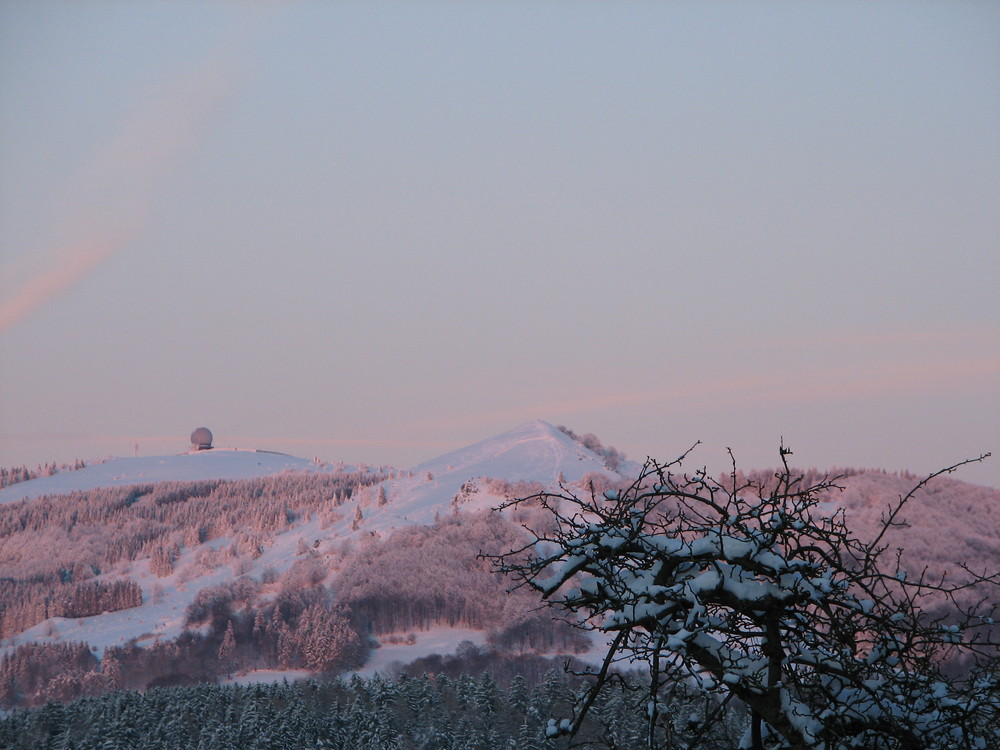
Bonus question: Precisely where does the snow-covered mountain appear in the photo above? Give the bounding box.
[0,420,617,506]
[0,421,629,682]
[2,422,995,707]
[413,419,619,484]
[358,420,626,528]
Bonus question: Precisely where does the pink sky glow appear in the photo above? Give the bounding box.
[1,1,997,487]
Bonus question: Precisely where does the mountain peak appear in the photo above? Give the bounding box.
[412,420,613,485]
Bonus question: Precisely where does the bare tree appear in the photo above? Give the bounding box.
[491,444,999,750]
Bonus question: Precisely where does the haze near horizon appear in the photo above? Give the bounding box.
[1,1,998,487]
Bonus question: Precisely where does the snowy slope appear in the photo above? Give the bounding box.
[0,450,337,504]
[352,420,623,529]
[0,421,625,665]
[413,420,614,483]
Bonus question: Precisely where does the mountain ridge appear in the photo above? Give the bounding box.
[0,420,623,505]
[0,423,995,709]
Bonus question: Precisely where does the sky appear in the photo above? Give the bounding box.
[1,1,998,487]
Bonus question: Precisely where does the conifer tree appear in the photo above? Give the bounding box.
[217,621,236,676]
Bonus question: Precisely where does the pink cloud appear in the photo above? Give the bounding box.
[0,20,249,333]
[0,232,136,331]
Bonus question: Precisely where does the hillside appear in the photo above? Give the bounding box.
[0,424,995,710]
[0,421,629,706]
[835,470,1000,614]
[0,450,339,504]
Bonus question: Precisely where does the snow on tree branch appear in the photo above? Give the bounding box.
[490,446,999,750]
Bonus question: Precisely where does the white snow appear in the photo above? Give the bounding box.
[352,627,489,678]
[0,449,340,504]
[322,420,624,530]
[412,420,614,485]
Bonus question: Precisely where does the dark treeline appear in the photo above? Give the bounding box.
[0,469,385,638]
[382,641,595,687]
[0,661,749,750]
[554,426,627,472]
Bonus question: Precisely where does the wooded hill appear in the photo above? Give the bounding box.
[0,423,995,711]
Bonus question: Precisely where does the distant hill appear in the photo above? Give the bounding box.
[0,423,995,709]
[0,421,629,707]
[0,420,619,505]
[834,470,1000,614]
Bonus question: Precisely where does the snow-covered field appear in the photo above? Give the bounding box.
[353,628,490,678]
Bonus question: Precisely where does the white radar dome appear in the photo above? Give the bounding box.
[190,427,213,450]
